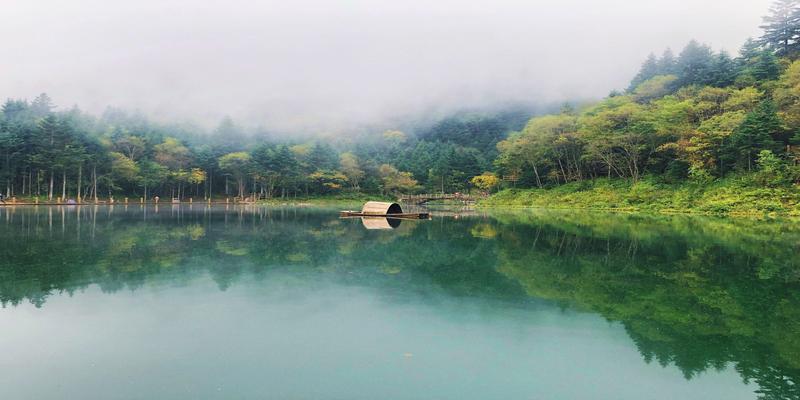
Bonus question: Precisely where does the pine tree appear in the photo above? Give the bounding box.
[726,100,784,171]
[30,93,54,117]
[657,48,678,75]
[628,53,660,91]
[1,99,30,122]
[760,0,800,57]
[307,142,338,171]
[752,49,782,80]
[739,38,762,64]
[676,41,715,87]
[709,51,738,87]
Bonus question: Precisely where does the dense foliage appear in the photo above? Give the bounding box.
[0,98,526,201]
[494,2,800,197]
[3,2,800,205]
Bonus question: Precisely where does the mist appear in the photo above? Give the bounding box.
[1,0,770,134]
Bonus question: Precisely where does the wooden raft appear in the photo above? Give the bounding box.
[340,201,430,219]
[339,211,430,219]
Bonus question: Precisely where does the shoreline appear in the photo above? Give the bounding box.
[476,203,798,218]
[477,178,800,217]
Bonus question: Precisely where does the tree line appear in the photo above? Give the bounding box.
[4,1,800,201]
[0,94,522,201]
[495,0,800,189]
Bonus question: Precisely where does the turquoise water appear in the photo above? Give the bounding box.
[0,205,797,400]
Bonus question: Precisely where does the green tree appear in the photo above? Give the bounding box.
[760,0,800,57]
[676,40,715,87]
[306,142,338,171]
[29,93,55,117]
[307,170,347,194]
[725,100,784,171]
[339,152,364,191]
[755,149,790,185]
[657,48,678,75]
[378,164,419,195]
[628,53,661,92]
[218,152,252,199]
[154,137,192,199]
[109,152,139,195]
[138,160,167,200]
[708,51,738,87]
[752,49,783,81]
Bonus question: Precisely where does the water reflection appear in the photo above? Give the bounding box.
[0,205,798,399]
[361,217,402,230]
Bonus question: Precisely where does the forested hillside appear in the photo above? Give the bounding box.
[496,4,800,188]
[3,1,800,208]
[0,98,529,201]
[487,0,800,213]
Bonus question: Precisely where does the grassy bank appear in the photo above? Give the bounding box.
[480,177,800,216]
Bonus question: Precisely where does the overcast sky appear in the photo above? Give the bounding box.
[0,0,771,133]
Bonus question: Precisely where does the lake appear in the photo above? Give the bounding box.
[0,205,798,400]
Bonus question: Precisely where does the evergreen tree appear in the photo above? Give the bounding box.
[29,93,55,118]
[1,99,30,122]
[760,0,800,57]
[628,53,660,91]
[739,38,763,65]
[751,49,783,81]
[737,38,763,83]
[708,51,738,87]
[676,41,715,87]
[307,142,338,171]
[725,100,783,171]
[211,116,247,153]
[657,48,678,75]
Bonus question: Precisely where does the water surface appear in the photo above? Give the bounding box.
[1,205,798,400]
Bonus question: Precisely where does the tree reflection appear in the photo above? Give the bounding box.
[0,205,798,399]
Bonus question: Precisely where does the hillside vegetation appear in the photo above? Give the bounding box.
[485,1,800,213]
[4,1,800,214]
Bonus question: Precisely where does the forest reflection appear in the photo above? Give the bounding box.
[0,205,798,400]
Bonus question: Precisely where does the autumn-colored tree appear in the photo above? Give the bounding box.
[470,172,500,193]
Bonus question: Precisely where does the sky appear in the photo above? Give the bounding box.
[0,0,772,134]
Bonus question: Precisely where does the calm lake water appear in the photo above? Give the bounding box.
[1,205,798,400]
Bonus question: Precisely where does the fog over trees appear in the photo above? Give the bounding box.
[3,0,799,202]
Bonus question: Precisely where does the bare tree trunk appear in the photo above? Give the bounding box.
[531,163,542,188]
[62,169,67,200]
[77,164,82,202]
[92,165,97,202]
[49,170,54,200]
[208,169,212,199]
[572,153,583,181]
